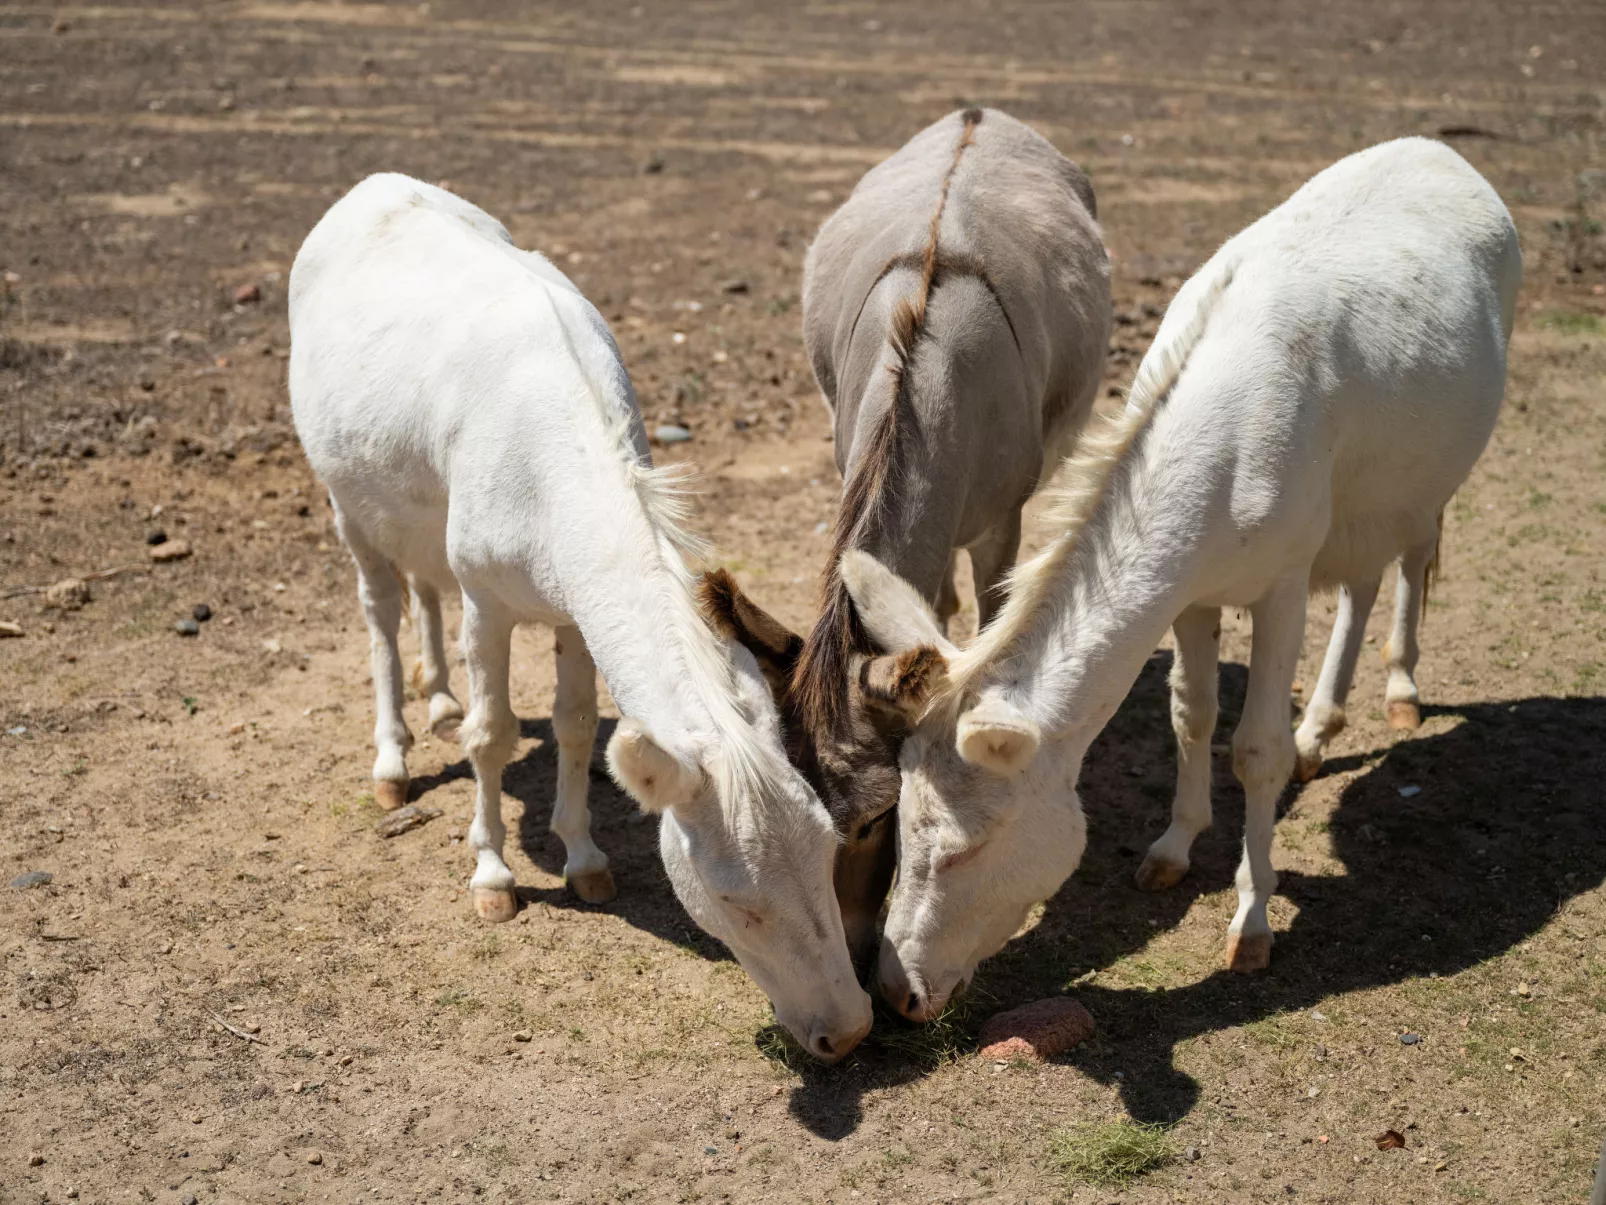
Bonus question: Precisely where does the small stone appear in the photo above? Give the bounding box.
[1185,1145,1201,1162]
[244,1022,260,1034]
[150,539,193,562]
[175,618,201,637]
[720,278,750,294]
[193,603,213,622]
[43,578,92,610]
[51,17,70,32]
[146,530,169,546]
[9,870,53,890]
[68,1191,81,1200]
[1398,785,1421,798]
[976,996,1095,1062]
[28,1151,44,1166]
[234,282,262,305]
[1399,1032,1420,1045]
[654,424,693,444]
[641,154,665,174]
[0,621,22,638]
[703,1145,718,1156]
[181,1194,196,1205]
[1514,981,1531,997]
[513,1031,533,1043]
[339,1055,352,1065]
[307,1151,322,1165]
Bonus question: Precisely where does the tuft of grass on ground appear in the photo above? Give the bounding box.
[1534,308,1605,336]
[869,991,985,1071]
[1048,1119,1176,1188]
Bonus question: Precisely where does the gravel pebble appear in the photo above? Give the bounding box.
[193,603,213,622]
[9,870,53,890]
[654,424,693,444]
[175,619,201,637]
[146,530,168,546]
[150,539,193,563]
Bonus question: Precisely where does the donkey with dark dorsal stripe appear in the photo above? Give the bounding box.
[702,108,1111,958]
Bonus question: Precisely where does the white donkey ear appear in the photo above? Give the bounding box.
[607,719,702,813]
[956,696,1041,776]
[838,550,958,656]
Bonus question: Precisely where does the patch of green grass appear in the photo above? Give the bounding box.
[1048,1120,1176,1188]
[869,991,983,1070]
[1534,308,1604,336]
[62,757,87,778]
[434,988,483,1012]
[181,695,199,716]
[471,935,502,962]
[754,1022,809,1074]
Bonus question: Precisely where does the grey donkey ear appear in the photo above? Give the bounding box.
[859,645,949,725]
[838,551,958,657]
[696,569,804,701]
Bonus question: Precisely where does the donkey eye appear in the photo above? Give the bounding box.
[856,820,876,840]
[936,842,987,873]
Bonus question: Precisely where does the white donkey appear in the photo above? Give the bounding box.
[289,175,872,1060]
[837,138,1521,1018]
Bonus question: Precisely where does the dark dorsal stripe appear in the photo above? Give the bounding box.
[792,109,985,739]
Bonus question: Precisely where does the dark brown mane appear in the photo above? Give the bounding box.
[791,107,985,738]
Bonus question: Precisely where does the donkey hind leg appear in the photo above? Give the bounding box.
[458,594,520,922]
[966,510,1024,630]
[934,550,962,632]
[1137,605,1221,891]
[335,505,413,811]
[551,625,614,903]
[409,578,465,740]
[1381,533,1437,731]
[1293,576,1381,781]
[1226,579,1307,973]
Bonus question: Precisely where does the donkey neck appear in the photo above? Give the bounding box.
[985,421,1216,751]
[562,523,737,757]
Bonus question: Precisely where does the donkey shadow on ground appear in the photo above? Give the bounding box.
[780,648,1606,1136]
[402,656,1606,1139]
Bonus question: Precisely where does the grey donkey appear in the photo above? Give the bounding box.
[702,106,1112,964]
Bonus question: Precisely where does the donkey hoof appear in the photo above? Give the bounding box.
[431,711,464,742]
[1134,853,1188,892]
[1225,932,1273,973]
[1294,749,1324,783]
[567,868,617,904]
[1386,700,1421,731]
[472,886,519,923]
[374,779,409,811]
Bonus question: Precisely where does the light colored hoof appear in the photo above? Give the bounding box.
[1386,700,1421,731]
[1294,749,1324,783]
[1225,931,1274,973]
[431,709,464,742]
[1134,853,1188,892]
[567,868,617,904]
[472,886,518,923]
[374,779,409,811]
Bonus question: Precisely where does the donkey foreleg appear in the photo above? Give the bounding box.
[1293,576,1381,781]
[1226,580,1306,973]
[458,595,520,923]
[1138,605,1221,891]
[410,578,466,740]
[1381,534,1437,731]
[336,503,414,811]
[551,626,614,903]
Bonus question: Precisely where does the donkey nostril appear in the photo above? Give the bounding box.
[905,992,921,1016]
[815,1034,835,1057]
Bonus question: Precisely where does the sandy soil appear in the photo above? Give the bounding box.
[3,1,1605,1202]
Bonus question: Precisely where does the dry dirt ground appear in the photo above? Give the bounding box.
[3,2,1606,1202]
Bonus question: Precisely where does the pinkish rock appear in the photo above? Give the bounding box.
[977,996,1094,1062]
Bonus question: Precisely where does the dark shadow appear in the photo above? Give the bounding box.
[776,647,1606,1135]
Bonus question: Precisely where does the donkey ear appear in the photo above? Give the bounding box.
[838,551,957,656]
[860,646,949,724]
[956,696,1041,776]
[696,569,803,701]
[606,719,702,813]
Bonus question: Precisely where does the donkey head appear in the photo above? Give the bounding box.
[697,569,945,965]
